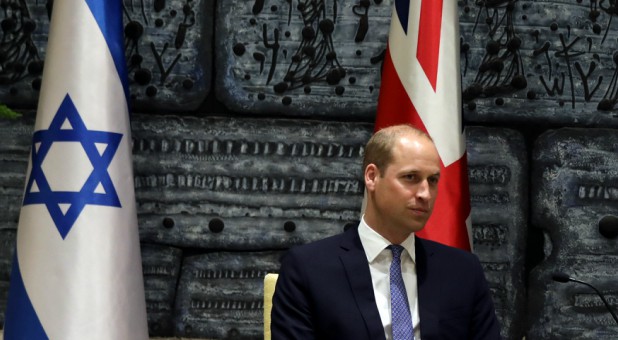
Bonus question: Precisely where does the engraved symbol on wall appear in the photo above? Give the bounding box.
[227,0,388,115]
[460,1,618,119]
[124,0,197,101]
[237,1,345,107]
[462,1,526,105]
[0,0,44,95]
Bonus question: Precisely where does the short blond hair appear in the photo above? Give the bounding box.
[362,124,432,175]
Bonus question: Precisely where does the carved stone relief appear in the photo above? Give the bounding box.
[142,243,183,336]
[0,230,16,330]
[131,115,370,251]
[215,0,391,117]
[0,0,212,112]
[174,251,281,338]
[467,126,528,340]
[528,128,618,339]
[461,1,618,126]
[3,1,618,124]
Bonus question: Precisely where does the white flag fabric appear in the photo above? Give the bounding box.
[3,0,149,339]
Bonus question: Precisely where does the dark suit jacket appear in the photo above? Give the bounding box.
[271,226,501,340]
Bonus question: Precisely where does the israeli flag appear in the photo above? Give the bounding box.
[3,0,149,339]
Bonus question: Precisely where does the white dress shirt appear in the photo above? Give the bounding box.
[358,217,421,340]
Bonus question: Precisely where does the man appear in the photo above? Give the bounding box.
[271,124,501,339]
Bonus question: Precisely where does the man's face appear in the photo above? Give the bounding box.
[365,134,441,241]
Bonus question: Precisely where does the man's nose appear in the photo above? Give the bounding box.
[416,179,432,200]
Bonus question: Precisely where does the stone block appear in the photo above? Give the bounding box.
[174,251,281,338]
[528,128,618,339]
[132,114,372,249]
[0,0,213,112]
[467,127,529,340]
[142,243,183,337]
[0,230,16,330]
[461,1,618,127]
[0,115,32,230]
[214,0,391,117]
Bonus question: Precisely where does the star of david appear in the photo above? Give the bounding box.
[23,94,123,239]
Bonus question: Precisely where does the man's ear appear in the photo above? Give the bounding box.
[364,164,379,191]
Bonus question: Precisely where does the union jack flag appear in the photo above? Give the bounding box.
[376,0,471,250]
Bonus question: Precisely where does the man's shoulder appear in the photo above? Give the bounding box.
[278,228,356,272]
[416,237,478,261]
[416,237,486,281]
[288,228,351,254]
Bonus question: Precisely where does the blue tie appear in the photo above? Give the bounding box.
[389,245,414,340]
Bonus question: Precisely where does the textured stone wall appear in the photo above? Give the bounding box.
[0,1,617,339]
[528,128,618,339]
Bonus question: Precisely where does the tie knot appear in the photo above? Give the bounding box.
[388,244,405,260]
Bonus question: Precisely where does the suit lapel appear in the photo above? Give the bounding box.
[416,237,439,337]
[339,227,386,340]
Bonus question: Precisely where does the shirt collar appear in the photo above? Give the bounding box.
[358,216,416,264]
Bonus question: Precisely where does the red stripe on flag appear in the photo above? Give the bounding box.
[416,0,443,91]
[377,48,471,250]
[376,47,425,129]
[418,155,471,250]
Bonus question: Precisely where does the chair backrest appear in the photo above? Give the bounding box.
[263,273,279,340]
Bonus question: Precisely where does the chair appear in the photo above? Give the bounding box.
[263,273,279,340]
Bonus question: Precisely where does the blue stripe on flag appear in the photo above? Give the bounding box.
[4,253,48,340]
[395,0,409,35]
[84,0,130,104]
